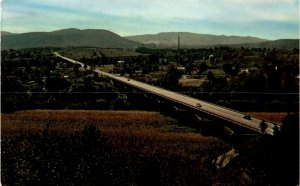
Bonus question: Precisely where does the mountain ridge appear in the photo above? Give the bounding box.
[1,28,140,49]
[1,28,298,49]
[125,32,269,47]
[1,31,16,36]
[228,39,299,49]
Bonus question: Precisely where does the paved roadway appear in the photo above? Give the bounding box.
[54,52,279,135]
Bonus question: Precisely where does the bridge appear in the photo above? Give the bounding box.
[54,52,279,135]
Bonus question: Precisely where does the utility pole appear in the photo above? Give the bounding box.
[178,35,180,51]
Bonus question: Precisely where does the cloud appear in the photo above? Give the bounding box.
[1,0,299,39]
[3,0,298,22]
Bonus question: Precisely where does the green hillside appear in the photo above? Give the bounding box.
[229,39,299,49]
[2,28,140,49]
[2,29,298,49]
[125,32,269,47]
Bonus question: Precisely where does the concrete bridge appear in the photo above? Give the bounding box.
[54,52,280,136]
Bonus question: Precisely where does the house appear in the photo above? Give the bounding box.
[117,60,125,65]
[177,67,186,71]
[193,60,203,64]
[190,67,199,76]
[17,67,26,73]
[56,62,67,69]
[135,70,143,76]
[239,67,259,74]
[179,78,206,88]
[214,57,222,63]
[202,69,226,78]
[239,68,249,74]
[159,58,168,64]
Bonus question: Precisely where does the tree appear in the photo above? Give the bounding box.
[113,94,130,110]
[163,65,182,90]
[207,71,215,82]
[275,113,300,185]
[73,64,81,75]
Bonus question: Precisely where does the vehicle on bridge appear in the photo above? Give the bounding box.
[243,115,252,120]
[196,103,202,107]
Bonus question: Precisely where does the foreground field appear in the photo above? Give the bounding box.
[3,110,298,185]
[2,110,229,160]
[2,110,230,185]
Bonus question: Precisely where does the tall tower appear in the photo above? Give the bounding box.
[178,35,180,51]
[177,35,180,65]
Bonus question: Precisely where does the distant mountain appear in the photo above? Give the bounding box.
[2,29,298,49]
[229,39,299,49]
[125,32,269,48]
[1,31,16,36]
[2,28,140,49]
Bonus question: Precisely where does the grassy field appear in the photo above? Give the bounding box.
[2,110,229,159]
[2,110,230,185]
[245,112,288,123]
[2,110,297,185]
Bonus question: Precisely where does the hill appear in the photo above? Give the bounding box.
[229,39,299,49]
[1,28,140,49]
[125,32,269,48]
[1,31,16,36]
[2,29,297,49]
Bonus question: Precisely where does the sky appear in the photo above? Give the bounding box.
[1,0,299,40]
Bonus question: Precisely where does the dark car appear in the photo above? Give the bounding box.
[243,115,251,120]
[196,103,202,107]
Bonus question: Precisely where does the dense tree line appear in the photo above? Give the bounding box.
[1,49,127,112]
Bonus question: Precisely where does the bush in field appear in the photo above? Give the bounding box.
[1,97,16,113]
[113,94,132,110]
[88,99,110,110]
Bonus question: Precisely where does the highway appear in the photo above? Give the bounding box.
[54,52,279,135]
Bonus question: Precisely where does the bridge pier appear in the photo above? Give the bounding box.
[110,79,114,86]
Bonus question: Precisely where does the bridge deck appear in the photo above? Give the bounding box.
[54,52,280,135]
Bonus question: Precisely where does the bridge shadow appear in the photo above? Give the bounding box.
[114,84,259,145]
[158,102,259,146]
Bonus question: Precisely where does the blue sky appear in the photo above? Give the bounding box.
[1,0,299,39]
